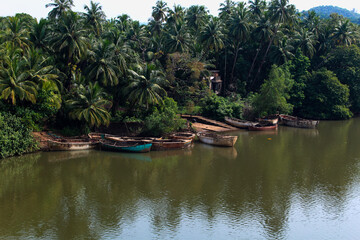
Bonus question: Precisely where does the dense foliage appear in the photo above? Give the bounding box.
[1,0,360,152]
[305,6,360,24]
[0,112,38,159]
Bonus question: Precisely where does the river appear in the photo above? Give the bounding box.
[1,119,360,239]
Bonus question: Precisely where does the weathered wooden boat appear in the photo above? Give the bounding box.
[105,135,159,143]
[224,117,257,129]
[169,132,196,141]
[258,115,279,125]
[279,114,319,129]
[100,139,152,153]
[88,132,104,140]
[248,124,278,131]
[197,132,238,147]
[47,139,98,151]
[151,139,192,151]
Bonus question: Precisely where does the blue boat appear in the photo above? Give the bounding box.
[100,139,152,153]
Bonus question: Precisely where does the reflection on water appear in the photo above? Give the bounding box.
[1,119,360,239]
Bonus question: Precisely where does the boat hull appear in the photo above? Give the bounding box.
[197,133,238,147]
[169,132,196,141]
[279,115,319,129]
[100,141,152,153]
[248,124,278,131]
[151,139,192,151]
[48,140,98,151]
[225,117,256,128]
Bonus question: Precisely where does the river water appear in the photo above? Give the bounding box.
[1,119,360,239]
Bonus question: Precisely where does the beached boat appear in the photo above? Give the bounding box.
[248,124,278,131]
[151,139,192,151]
[105,135,159,143]
[279,114,319,129]
[88,132,104,140]
[224,117,257,129]
[100,139,152,153]
[169,132,196,141]
[197,132,238,147]
[47,139,98,151]
[258,115,279,125]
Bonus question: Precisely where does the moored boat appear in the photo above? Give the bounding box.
[197,132,238,147]
[258,115,279,125]
[100,139,152,153]
[224,116,257,129]
[169,132,196,141]
[88,132,104,140]
[279,114,319,129]
[248,124,278,131]
[105,135,159,143]
[151,139,192,151]
[47,139,98,151]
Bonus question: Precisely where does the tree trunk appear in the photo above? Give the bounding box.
[247,41,263,84]
[230,41,241,92]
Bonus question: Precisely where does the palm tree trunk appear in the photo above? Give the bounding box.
[230,41,241,91]
[247,41,263,83]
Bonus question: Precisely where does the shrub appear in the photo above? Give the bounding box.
[142,97,186,137]
[0,112,38,159]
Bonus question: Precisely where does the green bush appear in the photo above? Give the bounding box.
[142,97,186,137]
[200,93,244,121]
[0,112,38,159]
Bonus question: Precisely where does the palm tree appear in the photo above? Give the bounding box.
[126,64,167,109]
[199,17,224,52]
[0,56,37,105]
[165,23,191,53]
[46,0,74,19]
[49,11,89,66]
[167,5,185,25]
[83,1,106,37]
[269,36,294,65]
[293,28,317,58]
[331,19,357,46]
[185,5,208,33]
[249,0,266,19]
[29,19,50,50]
[86,40,119,86]
[66,82,112,127]
[228,2,250,87]
[219,0,235,20]
[1,16,30,50]
[152,1,168,22]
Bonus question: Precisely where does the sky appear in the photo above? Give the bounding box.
[0,0,359,23]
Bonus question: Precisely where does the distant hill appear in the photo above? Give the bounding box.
[303,6,360,24]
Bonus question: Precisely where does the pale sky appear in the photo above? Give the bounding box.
[1,0,359,23]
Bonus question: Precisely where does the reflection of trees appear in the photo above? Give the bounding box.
[0,120,360,239]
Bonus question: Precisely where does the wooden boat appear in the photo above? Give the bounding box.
[258,115,279,125]
[151,139,192,151]
[279,114,319,129]
[105,135,159,143]
[197,132,238,147]
[47,139,98,151]
[169,132,196,141]
[248,124,278,131]
[88,132,104,140]
[100,139,152,153]
[225,117,257,129]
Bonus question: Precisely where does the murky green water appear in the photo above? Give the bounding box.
[1,119,360,239]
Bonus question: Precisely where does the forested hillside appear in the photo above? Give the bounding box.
[305,5,360,24]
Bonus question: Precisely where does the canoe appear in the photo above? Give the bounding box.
[100,139,152,153]
[169,132,196,141]
[248,124,278,131]
[88,132,104,140]
[225,117,257,129]
[279,114,319,129]
[105,135,159,143]
[197,132,238,147]
[258,115,279,125]
[48,139,98,151]
[151,139,192,151]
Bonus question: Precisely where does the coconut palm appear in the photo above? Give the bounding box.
[46,0,74,19]
[83,1,106,37]
[66,82,112,127]
[219,0,235,20]
[199,17,224,52]
[86,40,119,86]
[269,36,294,65]
[0,57,37,105]
[331,19,357,46]
[185,5,208,33]
[1,16,30,50]
[167,5,185,25]
[165,23,191,53]
[249,0,266,19]
[152,1,168,22]
[293,28,317,58]
[29,19,50,50]
[126,64,167,109]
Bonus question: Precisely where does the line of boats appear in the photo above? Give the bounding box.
[225,114,319,131]
[46,131,240,153]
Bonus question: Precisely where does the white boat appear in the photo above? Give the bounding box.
[197,132,238,147]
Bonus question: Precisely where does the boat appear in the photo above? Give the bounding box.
[169,132,196,141]
[224,117,257,129]
[279,114,319,129]
[197,132,238,147]
[248,124,278,131]
[100,139,152,153]
[151,139,192,151]
[47,139,99,151]
[258,115,279,125]
[88,132,104,140]
[105,135,159,143]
